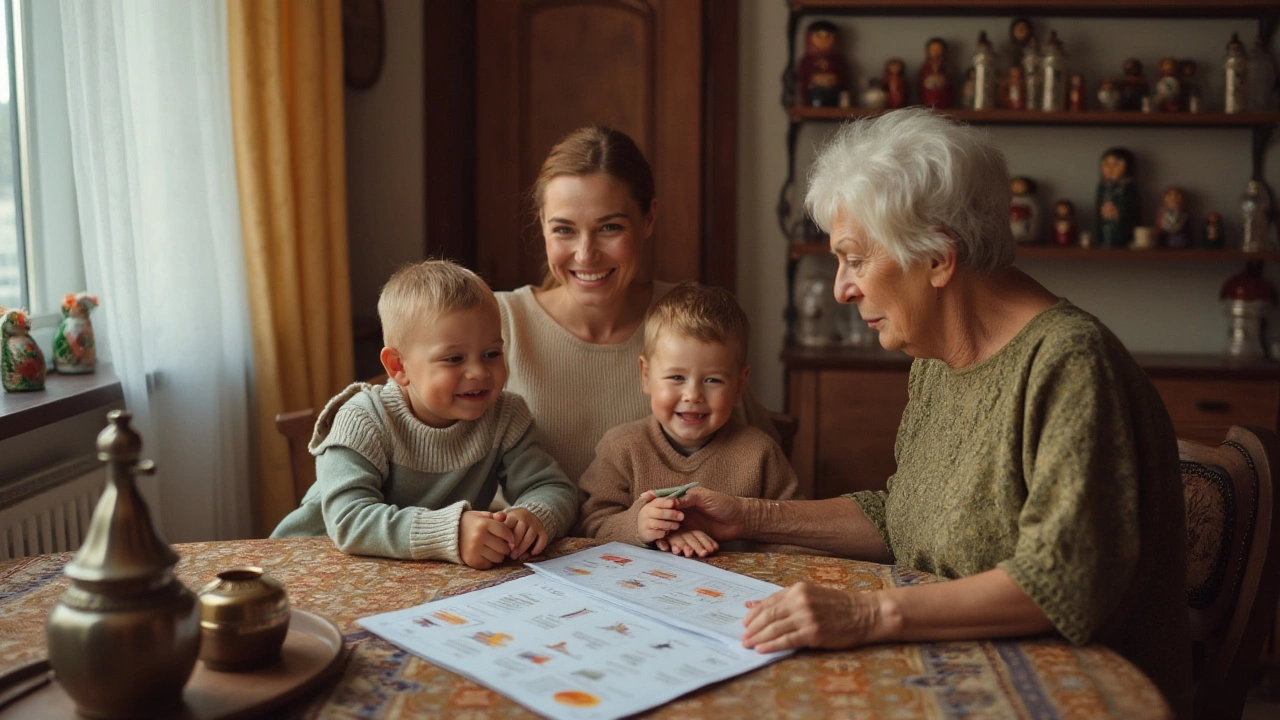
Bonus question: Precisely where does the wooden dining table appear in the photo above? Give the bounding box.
[0,536,1171,719]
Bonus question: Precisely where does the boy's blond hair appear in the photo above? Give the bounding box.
[378,260,495,347]
[642,282,750,368]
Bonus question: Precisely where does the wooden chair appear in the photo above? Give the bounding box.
[275,374,388,505]
[1179,425,1280,720]
[769,411,799,459]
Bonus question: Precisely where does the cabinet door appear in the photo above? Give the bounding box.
[1151,378,1280,445]
[474,0,703,291]
[814,370,909,498]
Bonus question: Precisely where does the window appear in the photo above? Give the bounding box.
[0,0,25,312]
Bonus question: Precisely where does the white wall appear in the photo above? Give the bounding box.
[737,4,1280,410]
[345,0,425,324]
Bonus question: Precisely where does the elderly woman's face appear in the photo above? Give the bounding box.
[541,173,655,309]
[829,212,937,356]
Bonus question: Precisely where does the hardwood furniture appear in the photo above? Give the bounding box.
[1179,425,1280,720]
[0,537,1174,718]
[275,373,388,505]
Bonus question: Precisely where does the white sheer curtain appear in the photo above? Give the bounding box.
[59,0,253,541]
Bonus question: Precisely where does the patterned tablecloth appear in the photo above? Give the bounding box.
[0,537,1170,719]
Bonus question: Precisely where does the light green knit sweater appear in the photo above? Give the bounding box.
[850,300,1192,717]
[270,383,577,563]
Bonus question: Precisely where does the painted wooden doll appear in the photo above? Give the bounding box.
[918,37,953,109]
[884,58,908,109]
[1158,186,1192,248]
[1096,147,1139,248]
[54,292,100,374]
[1153,58,1182,112]
[1067,74,1086,111]
[1004,66,1026,109]
[797,21,849,108]
[1052,200,1077,246]
[1204,211,1225,249]
[1,308,45,392]
[1009,176,1041,244]
[1119,58,1148,111]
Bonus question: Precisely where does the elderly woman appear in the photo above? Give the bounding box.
[651,109,1191,716]
[496,126,778,484]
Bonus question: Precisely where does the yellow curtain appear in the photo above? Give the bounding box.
[227,0,353,534]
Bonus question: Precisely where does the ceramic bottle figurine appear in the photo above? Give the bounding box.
[1097,147,1139,248]
[1009,176,1041,244]
[919,37,953,109]
[1021,36,1042,111]
[1052,200,1077,246]
[1039,31,1066,112]
[1158,186,1192,248]
[53,292,99,374]
[1224,32,1249,114]
[884,58,908,109]
[1,308,45,392]
[1204,211,1225,249]
[1241,180,1273,252]
[1153,58,1182,112]
[971,31,998,110]
[46,411,200,718]
[1220,262,1276,359]
[798,20,850,108]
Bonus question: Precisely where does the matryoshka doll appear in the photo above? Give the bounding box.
[1009,176,1041,244]
[884,58,908,109]
[1,308,46,392]
[918,37,953,109]
[1052,200,1077,246]
[797,20,850,108]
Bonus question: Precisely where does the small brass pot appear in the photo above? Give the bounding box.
[197,567,290,672]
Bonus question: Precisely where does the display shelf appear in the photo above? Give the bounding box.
[788,242,1280,262]
[791,107,1280,127]
[788,0,1280,19]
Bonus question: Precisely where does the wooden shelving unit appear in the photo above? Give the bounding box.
[791,107,1280,127]
[788,242,1280,263]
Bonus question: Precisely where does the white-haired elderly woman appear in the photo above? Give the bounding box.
[645,108,1191,716]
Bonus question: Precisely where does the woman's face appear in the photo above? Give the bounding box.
[541,173,655,309]
[830,212,937,357]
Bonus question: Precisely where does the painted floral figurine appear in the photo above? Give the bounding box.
[1004,66,1027,109]
[1153,58,1182,112]
[1097,147,1139,248]
[918,37,953,109]
[1096,80,1121,111]
[797,20,849,108]
[1158,186,1192,248]
[1,308,45,392]
[1009,176,1040,244]
[1052,200,1077,246]
[1067,74,1086,111]
[54,292,100,374]
[884,58,908,109]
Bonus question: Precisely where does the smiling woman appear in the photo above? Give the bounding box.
[495,126,780,486]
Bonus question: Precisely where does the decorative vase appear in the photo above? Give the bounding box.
[53,292,99,374]
[45,410,200,719]
[1,308,45,392]
[1220,262,1276,360]
[1241,180,1274,253]
[197,567,291,671]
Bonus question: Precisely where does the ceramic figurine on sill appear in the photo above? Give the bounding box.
[1119,58,1148,111]
[884,58,908,108]
[54,292,99,374]
[1067,74,1086,111]
[1157,186,1192,248]
[1204,211,1225,249]
[1,308,45,392]
[1153,58,1182,112]
[1009,176,1040,244]
[1052,200,1077,246]
[1096,80,1121,111]
[798,20,849,108]
[1180,59,1202,112]
[1097,147,1139,248]
[1004,66,1027,109]
[919,37,953,109]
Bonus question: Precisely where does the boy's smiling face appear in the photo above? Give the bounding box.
[640,332,749,451]
[383,303,508,428]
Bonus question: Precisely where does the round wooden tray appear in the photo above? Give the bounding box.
[0,610,344,719]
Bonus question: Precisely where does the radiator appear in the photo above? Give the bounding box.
[0,457,106,561]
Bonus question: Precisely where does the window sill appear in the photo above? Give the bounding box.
[0,366,123,441]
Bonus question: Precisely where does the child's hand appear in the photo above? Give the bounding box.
[636,493,684,545]
[664,530,718,558]
[500,507,548,560]
[459,510,517,569]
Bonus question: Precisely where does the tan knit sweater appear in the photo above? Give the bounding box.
[578,416,798,544]
[496,283,780,484]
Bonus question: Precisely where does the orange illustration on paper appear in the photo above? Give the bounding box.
[433,611,468,625]
[645,569,677,580]
[602,622,632,636]
[553,690,601,707]
[473,631,513,647]
[695,588,724,598]
[600,554,632,565]
[567,567,592,576]
[620,579,645,589]
[519,651,552,665]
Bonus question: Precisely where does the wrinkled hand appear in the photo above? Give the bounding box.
[501,507,548,560]
[636,493,683,544]
[741,582,882,654]
[459,510,516,569]
[666,487,748,542]
[663,530,718,558]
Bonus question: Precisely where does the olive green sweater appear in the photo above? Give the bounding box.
[850,300,1192,717]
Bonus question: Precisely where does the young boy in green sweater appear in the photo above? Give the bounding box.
[272,260,576,568]
[577,282,798,557]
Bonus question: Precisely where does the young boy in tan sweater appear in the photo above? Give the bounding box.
[577,282,798,556]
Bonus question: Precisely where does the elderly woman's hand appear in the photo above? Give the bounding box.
[741,583,885,653]
[665,487,749,542]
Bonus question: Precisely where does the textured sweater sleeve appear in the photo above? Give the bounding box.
[576,433,647,544]
[501,424,578,540]
[316,446,467,562]
[761,441,800,501]
[996,336,1143,646]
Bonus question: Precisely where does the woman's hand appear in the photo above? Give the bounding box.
[741,583,884,653]
[669,487,748,541]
